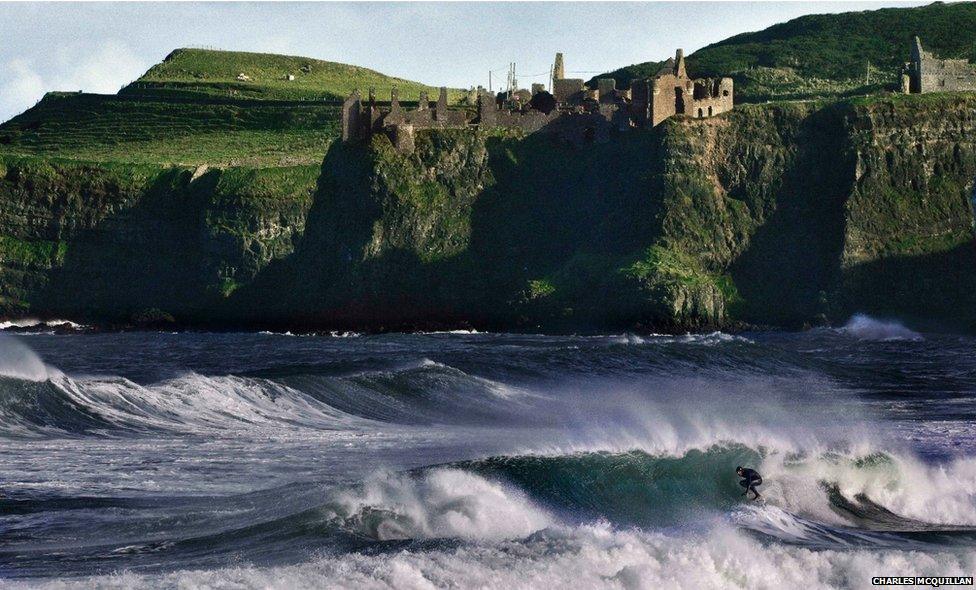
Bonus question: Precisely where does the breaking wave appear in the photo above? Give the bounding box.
[0,318,86,332]
[9,445,975,589]
[840,314,922,341]
[0,335,54,382]
[320,468,551,541]
[0,344,536,436]
[452,447,976,533]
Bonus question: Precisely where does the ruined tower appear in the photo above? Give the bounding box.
[553,53,565,81]
[910,36,924,66]
[435,87,448,122]
[675,49,687,78]
[341,90,361,142]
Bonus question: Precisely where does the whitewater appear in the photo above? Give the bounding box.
[0,317,973,589]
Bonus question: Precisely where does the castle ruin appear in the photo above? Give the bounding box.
[630,49,733,127]
[341,50,734,152]
[901,37,976,94]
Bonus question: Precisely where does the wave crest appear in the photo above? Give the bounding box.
[841,314,922,341]
[0,335,53,382]
[321,469,551,541]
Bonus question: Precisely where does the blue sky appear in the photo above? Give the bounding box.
[0,1,927,122]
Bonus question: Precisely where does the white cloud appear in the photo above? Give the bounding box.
[55,40,147,94]
[0,59,46,122]
[0,41,149,123]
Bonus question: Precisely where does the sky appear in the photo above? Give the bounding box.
[0,1,929,122]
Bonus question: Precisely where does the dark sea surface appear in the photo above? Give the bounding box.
[0,315,973,588]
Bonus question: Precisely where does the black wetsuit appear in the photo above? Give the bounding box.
[738,468,763,498]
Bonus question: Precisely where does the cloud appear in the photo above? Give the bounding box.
[0,59,46,122]
[0,40,148,123]
[55,40,148,93]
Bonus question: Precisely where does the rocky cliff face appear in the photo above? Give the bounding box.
[1,94,973,332]
[0,158,317,324]
[838,95,976,329]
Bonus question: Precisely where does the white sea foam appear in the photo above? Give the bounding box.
[0,334,54,381]
[13,521,974,590]
[609,331,753,346]
[421,329,483,335]
[759,451,976,526]
[322,468,551,541]
[0,318,85,331]
[840,314,922,341]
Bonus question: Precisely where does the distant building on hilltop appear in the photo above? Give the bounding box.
[341,50,734,152]
[902,36,976,94]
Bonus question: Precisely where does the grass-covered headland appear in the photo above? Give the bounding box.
[593,2,976,103]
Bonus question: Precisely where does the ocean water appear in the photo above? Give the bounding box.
[0,317,973,589]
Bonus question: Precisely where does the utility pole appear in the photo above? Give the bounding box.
[508,62,514,92]
[489,70,492,93]
[511,62,517,92]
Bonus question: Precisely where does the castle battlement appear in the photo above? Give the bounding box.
[342,50,734,152]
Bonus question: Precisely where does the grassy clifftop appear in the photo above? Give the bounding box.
[124,48,461,102]
[593,2,976,103]
[0,48,461,168]
[0,93,339,167]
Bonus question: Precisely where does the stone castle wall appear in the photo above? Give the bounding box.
[632,58,733,127]
[342,50,735,152]
[904,37,976,94]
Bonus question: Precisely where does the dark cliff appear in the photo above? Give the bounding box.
[1,94,974,332]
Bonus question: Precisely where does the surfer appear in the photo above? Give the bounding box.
[736,466,762,500]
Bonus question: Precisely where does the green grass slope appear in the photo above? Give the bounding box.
[0,48,467,166]
[592,2,976,103]
[0,93,340,166]
[123,48,462,102]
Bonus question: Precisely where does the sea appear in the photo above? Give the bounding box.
[0,314,973,589]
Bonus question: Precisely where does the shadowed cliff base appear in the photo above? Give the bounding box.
[837,242,976,334]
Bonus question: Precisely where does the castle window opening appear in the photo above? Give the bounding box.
[708,106,713,116]
[698,108,703,118]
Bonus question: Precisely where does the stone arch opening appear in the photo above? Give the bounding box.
[708,106,713,117]
[698,108,703,118]
[675,87,684,114]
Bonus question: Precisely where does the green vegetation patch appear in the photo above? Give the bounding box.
[128,48,463,103]
[0,236,67,267]
[623,244,741,304]
[592,2,976,103]
[210,165,321,202]
[0,93,339,166]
